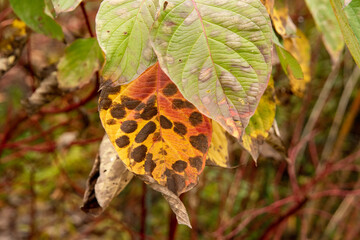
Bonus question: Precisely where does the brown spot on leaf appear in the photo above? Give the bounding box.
[106,119,116,125]
[159,148,167,155]
[100,82,121,99]
[110,104,126,119]
[172,99,195,110]
[189,156,202,171]
[190,134,208,154]
[121,96,141,110]
[99,97,112,110]
[115,135,130,148]
[140,107,157,120]
[135,102,146,111]
[152,132,161,142]
[144,153,156,173]
[131,145,147,163]
[162,83,178,97]
[166,170,185,195]
[160,115,173,129]
[189,112,203,126]
[173,122,187,136]
[121,120,138,133]
[140,95,157,120]
[135,121,156,143]
[172,160,188,172]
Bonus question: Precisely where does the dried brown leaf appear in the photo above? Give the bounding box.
[81,154,102,216]
[95,135,133,209]
[138,175,192,228]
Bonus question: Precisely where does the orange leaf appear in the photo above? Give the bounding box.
[99,63,212,195]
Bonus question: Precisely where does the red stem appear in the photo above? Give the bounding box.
[140,182,147,240]
[80,2,95,37]
[40,80,99,114]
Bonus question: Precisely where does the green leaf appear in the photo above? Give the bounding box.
[57,38,104,89]
[242,78,276,160]
[9,0,64,40]
[51,0,82,14]
[344,0,360,43]
[330,0,360,67]
[152,0,272,140]
[96,0,158,85]
[305,0,344,63]
[275,44,304,80]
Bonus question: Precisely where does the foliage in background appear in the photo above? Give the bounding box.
[1,0,360,239]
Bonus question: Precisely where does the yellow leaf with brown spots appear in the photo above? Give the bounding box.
[242,78,276,161]
[206,121,229,168]
[283,29,311,97]
[271,1,297,38]
[99,63,212,196]
[269,2,311,97]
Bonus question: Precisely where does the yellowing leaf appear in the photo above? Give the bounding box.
[206,121,229,168]
[0,20,28,78]
[242,78,276,160]
[270,2,311,97]
[271,3,297,38]
[283,29,311,97]
[99,63,212,196]
[260,0,274,15]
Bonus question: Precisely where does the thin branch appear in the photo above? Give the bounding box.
[80,2,94,37]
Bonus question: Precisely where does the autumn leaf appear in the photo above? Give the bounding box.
[0,20,27,78]
[138,175,191,228]
[81,135,133,216]
[81,154,102,216]
[260,0,274,16]
[270,2,311,97]
[151,0,272,141]
[242,77,276,160]
[95,135,133,210]
[206,121,230,168]
[283,29,311,97]
[99,63,212,196]
[271,1,297,38]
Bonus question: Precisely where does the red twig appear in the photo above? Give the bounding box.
[168,209,178,240]
[40,80,99,114]
[0,111,28,158]
[259,198,308,240]
[29,169,37,240]
[80,2,95,37]
[140,182,147,240]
